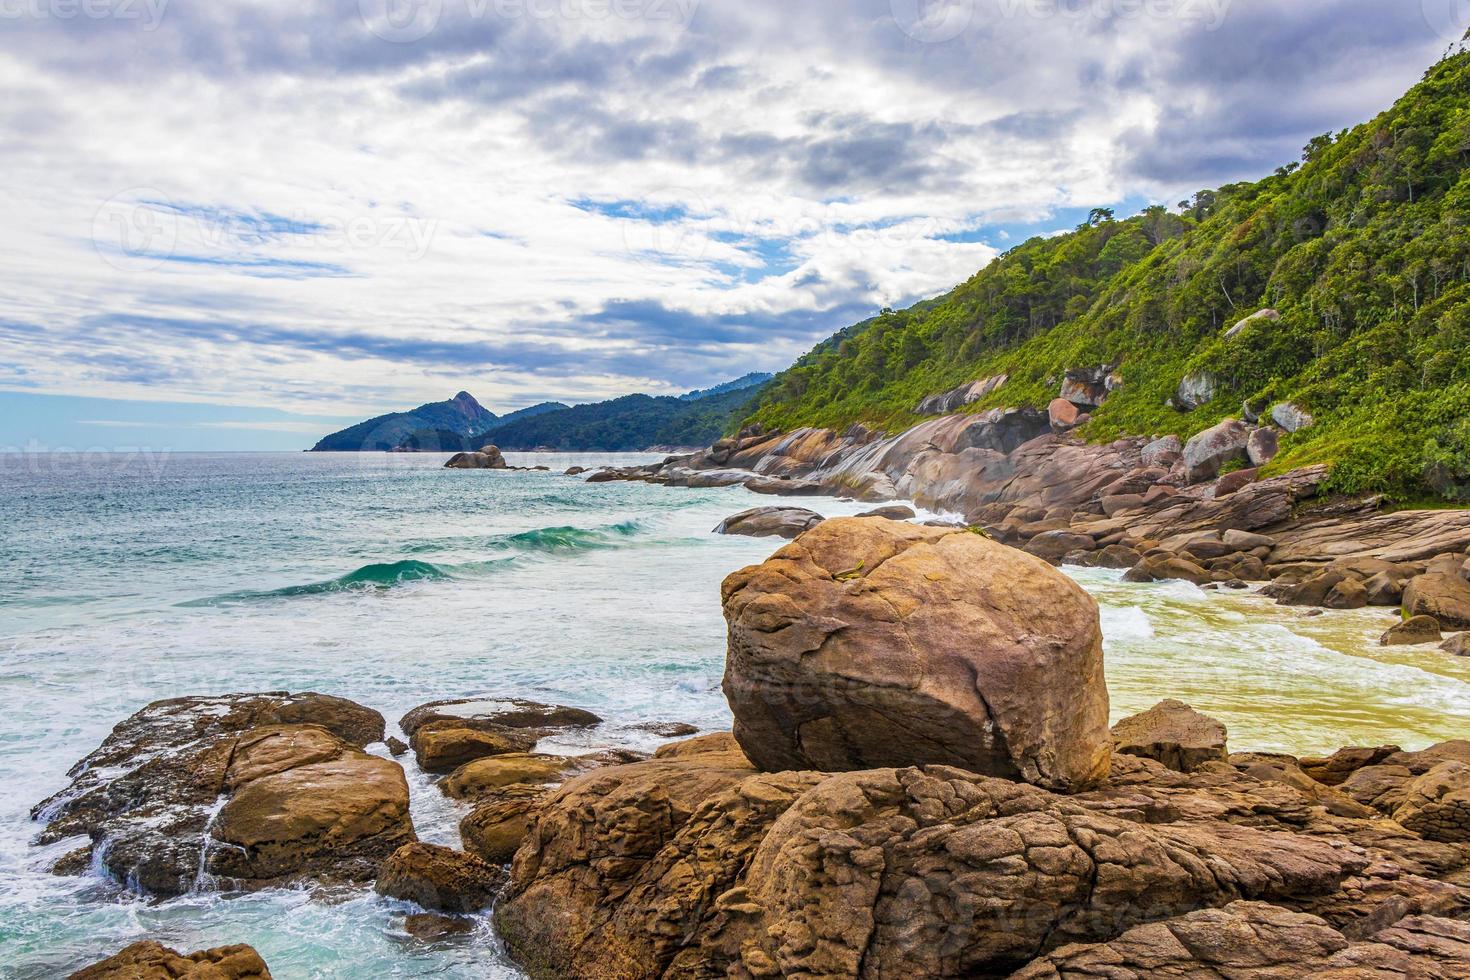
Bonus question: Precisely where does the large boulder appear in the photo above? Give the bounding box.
[720,518,1111,792]
[914,375,1007,415]
[1182,418,1253,483]
[1175,372,1216,411]
[499,762,1374,980]
[33,693,409,897]
[1272,402,1315,432]
[69,941,271,980]
[375,842,507,913]
[1382,615,1444,646]
[1403,568,1470,629]
[1247,426,1280,466]
[459,785,549,864]
[713,506,825,540]
[1111,699,1228,772]
[399,696,600,773]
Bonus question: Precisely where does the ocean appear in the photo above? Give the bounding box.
[2,451,1468,977]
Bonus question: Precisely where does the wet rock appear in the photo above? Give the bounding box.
[1111,699,1228,772]
[208,735,414,887]
[1175,372,1216,410]
[1382,615,1444,646]
[564,466,586,476]
[856,505,917,520]
[1442,633,1470,657]
[375,842,507,913]
[459,785,548,865]
[402,913,475,942]
[385,736,408,757]
[1404,568,1470,629]
[1067,543,1142,569]
[441,753,578,800]
[445,447,507,469]
[742,475,828,496]
[33,693,407,897]
[628,721,701,738]
[1324,576,1370,609]
[1272,402,1316,432]
[410,722,530,774]
[721,518,1111,792]
[1182,418,1253,483]
[69,940,272,979]
[1123,555,1213,586]
[712,506,825,539]
[400,697,601,738]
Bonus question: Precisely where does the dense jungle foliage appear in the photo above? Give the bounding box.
[744,51,1470,502]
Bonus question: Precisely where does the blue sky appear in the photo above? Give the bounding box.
[1,1,1464,450]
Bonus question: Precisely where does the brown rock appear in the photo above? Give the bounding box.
[1111,699,1228,772]
[1324,576,1370,609]
[399,697,601,738]
[721,518,1111,791]
[1124,555,1214,586]
[1247,426,1280,466]
[1048,397,1080,429]
[1183,418,1253,483]
[1223,528,1276,551]
[402,913,476,941]
[1381,615,1444,646]
[1012,902,1470,979]
[1215,466,1260,497]
[410,722,529,774]
[33,693,400,897]
[375,842,507,913]
[1393,762,1470,843]
[441,753,577,800]
[69,941,271,980]
[210,751,415,885]
[459,785,548,864]
[856,505,917,520]
[1443,633,1470,657]
[1300,745,1404,786]
[1024,529,1096,563]
[1404,570,1470,629]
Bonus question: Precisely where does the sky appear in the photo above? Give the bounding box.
[1,0,1467,451]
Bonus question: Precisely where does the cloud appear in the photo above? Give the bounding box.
[0,0,1457,435]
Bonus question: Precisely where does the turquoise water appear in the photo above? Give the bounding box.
[2,451,1468,977]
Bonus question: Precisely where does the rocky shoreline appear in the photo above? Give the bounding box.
[45,517,1470,978]
[589,406,1470,647]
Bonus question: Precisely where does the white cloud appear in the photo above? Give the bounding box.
[0,0,1453,419]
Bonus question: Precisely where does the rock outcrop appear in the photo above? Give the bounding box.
[1111,699,1228,772]
[445,446,508,469]
[713,506,825,539]
[34,692,412,897]
[721,518,1110,792]
[914,374,1007,415]
[375,842,507,913]
[69,941,272,980]
[399,696,600,773]
[497,743,1470,980]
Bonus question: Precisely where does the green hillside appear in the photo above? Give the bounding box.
[745,51,1470,503]
[477,385,765,452]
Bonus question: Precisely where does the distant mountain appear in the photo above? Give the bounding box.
[476,384,767,452]
[310,392,498,452]
[678,372,773,402]
[392,401,571,453]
